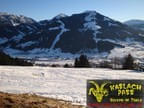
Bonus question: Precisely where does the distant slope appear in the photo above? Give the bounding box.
[124,19,144,31]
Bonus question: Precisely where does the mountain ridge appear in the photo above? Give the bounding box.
[124,19,144,31]
[0,11,144,59]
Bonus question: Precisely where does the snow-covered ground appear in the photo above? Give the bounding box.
[0,66,144,105]
[35,59,74,66]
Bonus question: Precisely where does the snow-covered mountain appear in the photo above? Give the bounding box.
[53,13,68,20]
[0,12,36,26]
[0,11,144,59]
[124,19,144,31]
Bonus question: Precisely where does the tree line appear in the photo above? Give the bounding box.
[73,54,143,71]
[0,52,33,66]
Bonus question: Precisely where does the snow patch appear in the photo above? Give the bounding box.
[97,39,117,43]
[10,20,19,26]
[0,37,8,44]
[108,45,144,60]
[84,12,101,31]
[3,47,25,57]
[108,22,118,27]
[104,16,119,27]
[103,17,111,22]
[50,20,70,49]
[83,12,101,43]
[10,31,25,42]
[27,48,78,59]
[54,13,68,19]
[49,27,60,31]
[18,41,38,48]
[3,47,109,60]
[84,22,101,31]
[139,33,144,37]
[125,37,134,43]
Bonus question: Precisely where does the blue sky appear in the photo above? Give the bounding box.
[0,0,144,22]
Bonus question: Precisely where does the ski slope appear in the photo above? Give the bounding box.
[0,66,144,105]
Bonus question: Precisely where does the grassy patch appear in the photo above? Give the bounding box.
[0,92,84,108]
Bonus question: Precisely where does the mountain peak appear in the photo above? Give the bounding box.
[82,10,101,17]
[83,10,97,14]
[0,12,36,26]
[53,13,68,19]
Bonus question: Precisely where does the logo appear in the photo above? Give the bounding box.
[87,80,144,108]
[88,81,109,102]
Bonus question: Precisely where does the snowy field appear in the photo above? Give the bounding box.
[0,66,144,105]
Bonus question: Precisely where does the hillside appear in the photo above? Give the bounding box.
[0,11,144,59]
[124,19,144,31]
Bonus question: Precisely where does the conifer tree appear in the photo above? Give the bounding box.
[123,54,134,69]
[74,55,90,67]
